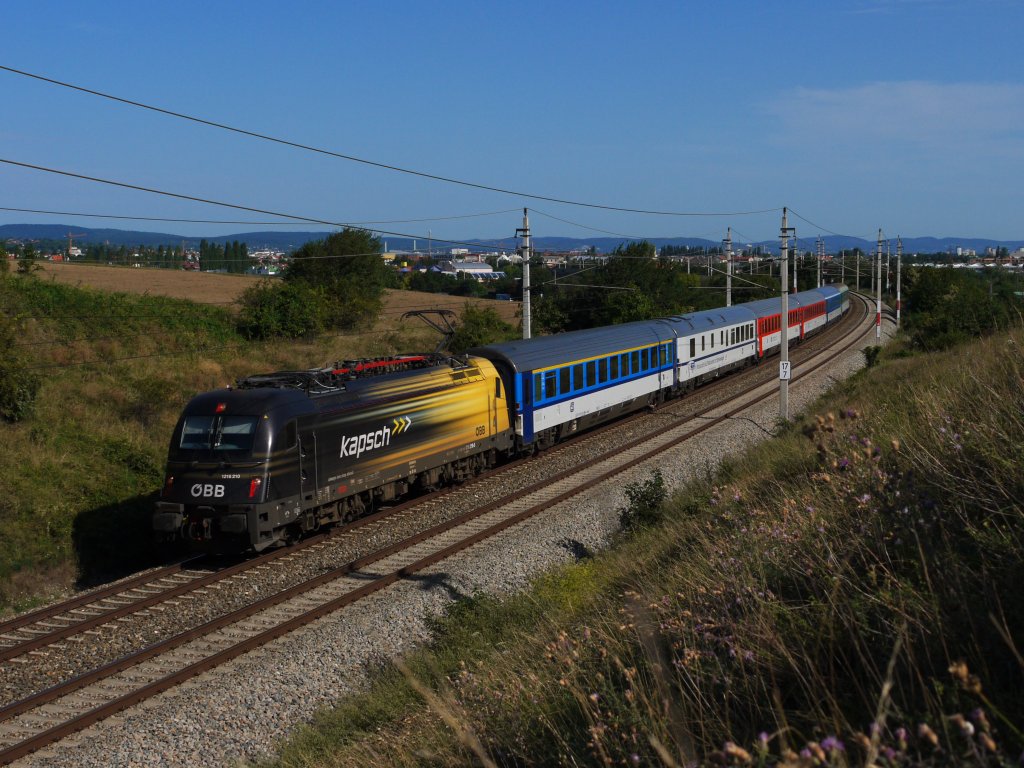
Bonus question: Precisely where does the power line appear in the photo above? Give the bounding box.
[0,64,779,218]
[787,209,878,242]
[0,205,521,228]
[530,208,723,242]
[0,157,518,252]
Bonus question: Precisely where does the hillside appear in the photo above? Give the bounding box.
[0,269,514,610]
[270,329,1024,766]
[5,223,1023,256]
[34,262,520,324]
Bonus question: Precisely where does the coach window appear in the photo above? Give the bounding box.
[572,364,583,391]
[533,374,542,402]
[585,361,595,387]
[659,345,667,366]
[559,367,570,395]
[544,371,556,401]
[598,357,608,383]
[610,355,619,379]
[689,338,695,359]
[701,336,705,352]
[629,351,639,373]
[710,334,715,349]
[620,353,629,376]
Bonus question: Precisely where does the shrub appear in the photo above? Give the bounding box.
[0,366,40,422]
[448,303,518,353]
[863,345,881,367]
[236,280,330,339]
[0,313,39,421]
[618,469,667,531]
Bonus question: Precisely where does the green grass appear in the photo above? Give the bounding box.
[265,329,1024,767]
[0,272,438,610]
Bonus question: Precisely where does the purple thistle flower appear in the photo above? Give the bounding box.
[821,736,845,752]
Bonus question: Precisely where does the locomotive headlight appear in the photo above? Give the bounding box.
[162,476,174,498]
[248,477,263,499]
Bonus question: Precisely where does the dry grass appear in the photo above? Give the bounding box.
[268,329,1024,767]
[37,262,521,325]
[1,268,510,611]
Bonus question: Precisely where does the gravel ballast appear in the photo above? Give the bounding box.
[17,314,890,767]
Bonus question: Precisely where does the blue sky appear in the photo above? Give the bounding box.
[2,0,1022,245]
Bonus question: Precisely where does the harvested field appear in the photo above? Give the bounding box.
[36,262,521,327]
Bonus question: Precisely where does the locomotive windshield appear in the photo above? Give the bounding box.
[179,415,261,453]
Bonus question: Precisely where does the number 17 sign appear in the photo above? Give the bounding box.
[779,361,791,380]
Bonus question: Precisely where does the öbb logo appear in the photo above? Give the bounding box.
[191,483,226,498]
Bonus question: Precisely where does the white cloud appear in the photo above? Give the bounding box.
[764,81,1024,160]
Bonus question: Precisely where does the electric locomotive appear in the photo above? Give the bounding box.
[153,356,512,552]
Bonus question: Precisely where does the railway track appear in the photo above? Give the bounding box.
[0,290,866,666]
[0,294,876,764]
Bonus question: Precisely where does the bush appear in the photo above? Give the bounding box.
[236,280,330,339]
[863,345,881,367]
[618,469,667,531]
[0,365,40,422]
[0,313,39,421]
[448,303,518,353]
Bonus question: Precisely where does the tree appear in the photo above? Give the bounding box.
[0,242,8,275]
[284,228,393,328]
[285,228,390,288]
[17,242,40,276]
[448,303,518,353]
[236,228,392,338]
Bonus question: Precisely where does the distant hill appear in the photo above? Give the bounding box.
[0,224,334,251]
[2,224,1021,256]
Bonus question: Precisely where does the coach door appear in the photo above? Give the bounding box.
[489,378,500,435]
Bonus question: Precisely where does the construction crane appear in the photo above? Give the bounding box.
[66,232,86,261]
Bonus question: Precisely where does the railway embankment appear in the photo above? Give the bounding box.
[266,327,1023,767]
[0,273,469,613]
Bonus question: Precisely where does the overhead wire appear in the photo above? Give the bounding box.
[0,205,521,227]
[0,64,780,219]
[0,157,520,252]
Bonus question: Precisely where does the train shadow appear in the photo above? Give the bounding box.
[401,571,467,602]
[71,490,181,588]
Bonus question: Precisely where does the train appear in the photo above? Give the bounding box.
[153,285,849,552]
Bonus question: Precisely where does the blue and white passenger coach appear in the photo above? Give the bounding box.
[472,322,676,449]
[471,285,849,449]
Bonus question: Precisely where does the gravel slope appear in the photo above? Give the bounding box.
[18,313,890,768]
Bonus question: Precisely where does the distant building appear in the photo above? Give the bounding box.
[449,261,501,280]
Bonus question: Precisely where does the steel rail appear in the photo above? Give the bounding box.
[0,294,873,764]
[0,295,858,662]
